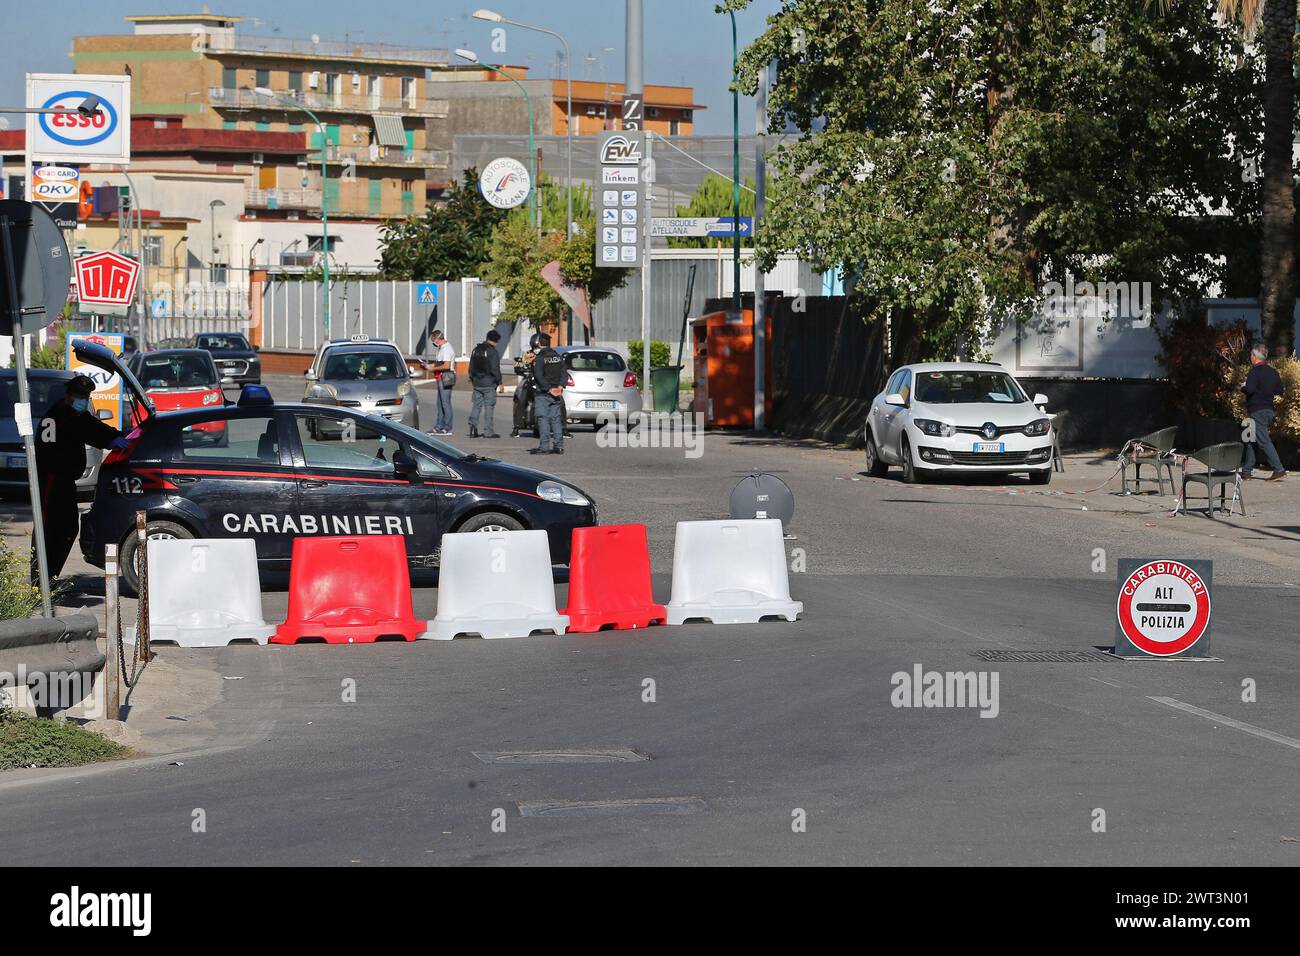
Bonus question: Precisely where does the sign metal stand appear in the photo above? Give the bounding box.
[0,209,53,616]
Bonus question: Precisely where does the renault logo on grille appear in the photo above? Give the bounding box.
[981,422,998,440]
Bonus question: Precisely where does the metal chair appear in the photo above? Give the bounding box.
[1178,442,1245,518]
[1049,411,1068,473]
[1120,426,1178,495]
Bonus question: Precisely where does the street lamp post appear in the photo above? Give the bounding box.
[473,9,573,239]
[251,86,331,336]
[455,49,536,231]
[208,199,225,284]
[729,9,741,318]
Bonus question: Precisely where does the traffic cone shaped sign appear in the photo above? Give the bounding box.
[272,535,423,644]
[561,524,666,633]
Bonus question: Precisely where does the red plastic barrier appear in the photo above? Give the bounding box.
[271,535,423,645]
[561,524,666,633]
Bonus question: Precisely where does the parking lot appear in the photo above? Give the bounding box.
[2,374,1298,865]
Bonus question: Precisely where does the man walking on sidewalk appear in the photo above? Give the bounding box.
[429,330,456,435]
[467,329,503,438]
[1242,344,1287,481]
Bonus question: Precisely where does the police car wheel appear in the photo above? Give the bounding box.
[119,520,194,597]
[456,512,525,535]
[1029,468,1052,486]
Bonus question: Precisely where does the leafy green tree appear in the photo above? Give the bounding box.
[558,215,632,336]
[481,216,565,327]
[724,0,1259,361]
[1209,0,1296,356]
[378,167,505,280]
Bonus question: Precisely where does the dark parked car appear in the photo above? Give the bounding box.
[72,341,597,595]
[0,369,105,500]
[194,331,261,386]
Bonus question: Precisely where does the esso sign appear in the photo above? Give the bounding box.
[26,74,131,164]
[38,92,117,146]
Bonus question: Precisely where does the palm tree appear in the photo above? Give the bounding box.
[1223,0,1296,356]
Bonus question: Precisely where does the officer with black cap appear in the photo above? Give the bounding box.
[33,374,129,579]
[529,333,567,455]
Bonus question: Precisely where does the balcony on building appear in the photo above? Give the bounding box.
[208,86,450,119]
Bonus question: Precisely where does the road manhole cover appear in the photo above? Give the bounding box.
[971,649,1115,663]
[472,749,649,765]
[517,797,708,817]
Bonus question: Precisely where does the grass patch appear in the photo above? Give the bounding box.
[0,709,132,770]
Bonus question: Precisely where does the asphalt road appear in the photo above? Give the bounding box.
[1,375,1298,865]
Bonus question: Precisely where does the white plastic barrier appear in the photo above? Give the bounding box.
[665,518,803,625]
[422,529,569,640]
[126,538,275,647]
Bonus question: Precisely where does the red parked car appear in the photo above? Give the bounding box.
[126,348,230,441]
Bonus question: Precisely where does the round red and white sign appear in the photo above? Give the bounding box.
[1116,560,1211,656]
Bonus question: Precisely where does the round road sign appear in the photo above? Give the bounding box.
[479,157,531,210]
[0,199,72,336]
[1115,560,1211,656]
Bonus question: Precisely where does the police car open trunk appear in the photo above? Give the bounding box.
[71,338,155,424]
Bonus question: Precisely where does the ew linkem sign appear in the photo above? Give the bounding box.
[25,73,131,165]
[1114,559,1214,660]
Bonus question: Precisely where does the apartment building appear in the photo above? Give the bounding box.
[429,67,702,181]
[72,12,452,223]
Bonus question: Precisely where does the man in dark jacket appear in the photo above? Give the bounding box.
[467,329,503,438]
[529,334,567,455]
[1242,344,1287,481]
[33,374,129,578]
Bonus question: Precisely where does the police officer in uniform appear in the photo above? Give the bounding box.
[529,333,567,455]
[33,375,129,579]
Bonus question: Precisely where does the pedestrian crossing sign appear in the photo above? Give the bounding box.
[417,282,439,305]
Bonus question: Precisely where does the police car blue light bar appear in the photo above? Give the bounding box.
[238,384,274,406]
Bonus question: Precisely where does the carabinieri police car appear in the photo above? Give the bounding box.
[73,340,597,594]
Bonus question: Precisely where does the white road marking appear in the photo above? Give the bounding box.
[1148,696,1300,752]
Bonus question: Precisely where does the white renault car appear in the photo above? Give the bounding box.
[864,362,1054,484]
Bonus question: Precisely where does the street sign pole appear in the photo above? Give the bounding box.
[626,0,649,401]
[0,211,53,616]
[754,60,771,431]
[642,132,653,404]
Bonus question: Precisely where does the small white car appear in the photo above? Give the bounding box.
[864,362,1054,484]
[555,346,643,429]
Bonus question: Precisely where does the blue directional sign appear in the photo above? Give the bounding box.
[706,217,753,238]
[417,282,439,306]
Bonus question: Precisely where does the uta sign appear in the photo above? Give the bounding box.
[75,250,140,315]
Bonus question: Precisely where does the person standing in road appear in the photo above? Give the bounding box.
[467,329,503,438]
[529,333,567,455]
[1242,344,1288,481]
[32,375,129,580]
[429,330,456,435]
[511,331,542,438]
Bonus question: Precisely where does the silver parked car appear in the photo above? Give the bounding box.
[553,346,643,429]
[303,337,422,433]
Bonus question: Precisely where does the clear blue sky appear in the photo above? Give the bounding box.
[0,1,783,135]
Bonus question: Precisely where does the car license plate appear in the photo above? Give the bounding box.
[7,455,26,469]
[585,400,617,409]
[973,442,1004,453]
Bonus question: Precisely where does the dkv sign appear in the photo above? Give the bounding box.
[75,251,140,315]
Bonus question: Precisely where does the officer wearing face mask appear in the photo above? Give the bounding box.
[33,374,129,579]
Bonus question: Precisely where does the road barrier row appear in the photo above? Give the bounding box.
[125,518,803,647]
